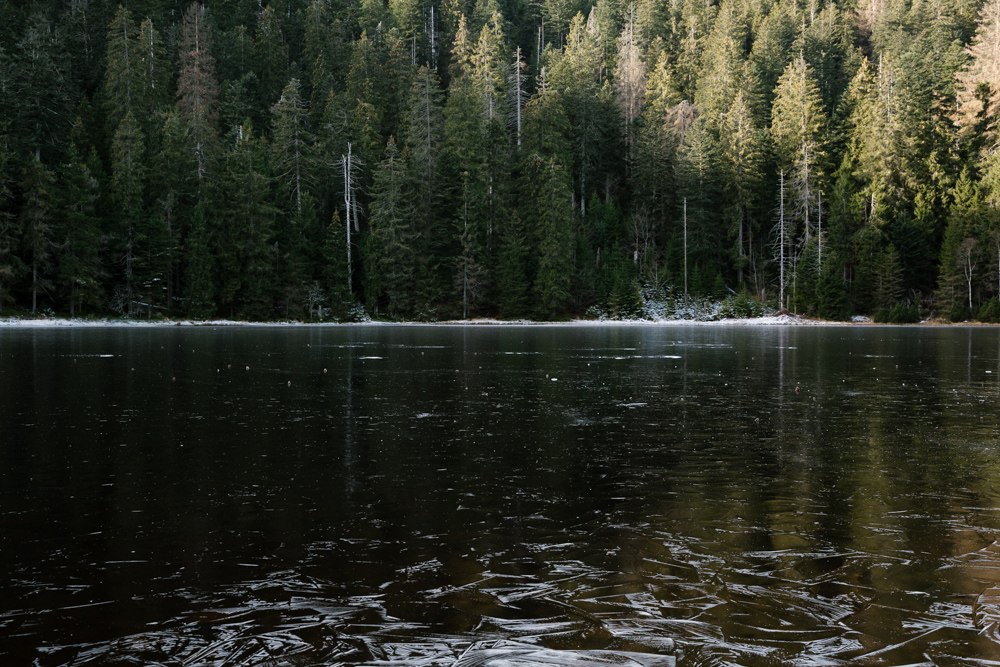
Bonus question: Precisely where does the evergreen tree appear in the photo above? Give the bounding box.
[103,6,140,136]
[614,3,646,157]
[271,78,314,215]
[937,171,986,316]
[405,66,448,313]
[184,200,215,318]
[771,53,827,249]
[217,123,278,320]
[322,210,353,319]
[255,5,287,108]
[444,16,490,317]
[0,132,24,312]
[720,89,764,286]
[20,151,56,313]
[694,0,747,121]
[110,112,145,314]
[177,2,221,183]
[57,141,103,316]
[364,138,415,317]
[497,210,530,318]
[955,0,1000,142]
[533,158,574,316]
[12,13,75,161]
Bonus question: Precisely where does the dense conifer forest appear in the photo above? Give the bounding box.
[0,0,999,321]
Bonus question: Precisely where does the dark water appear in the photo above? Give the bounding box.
[2,324,1000,666]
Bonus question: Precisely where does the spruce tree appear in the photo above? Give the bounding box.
[255,5,287,108]
[365,138,415,318]
[177,3,221,183]
[497,210,530,318]
[533,158,574,317]
[20,151,56,314]
[271,78,315,215]
[183,200,215,319]
[57,141,103,316]
[12,14,74,161]
[218,122,278,320]
[720,89,764,286]
[955,0,1000,142]
[771,53,827,248]
[111,112,145,314]
[322,210,352,319]
[0,132,23,312]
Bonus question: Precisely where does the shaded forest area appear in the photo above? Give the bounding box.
[1,0,999,321]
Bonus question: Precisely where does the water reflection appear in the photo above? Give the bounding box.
[1,324,1000,665]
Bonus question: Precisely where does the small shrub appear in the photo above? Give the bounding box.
[874,302,919,323]
[948,302,971,322]
[978,299,1000,323]
[720,288,764,319]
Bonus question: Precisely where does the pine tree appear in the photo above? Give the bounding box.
[748,0,796,117]
[152,108,197,308]
[675,117,721,283]
[134,18,171,136]
[405,67,449,314]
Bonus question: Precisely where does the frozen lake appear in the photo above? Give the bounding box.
[2,324,1000,665]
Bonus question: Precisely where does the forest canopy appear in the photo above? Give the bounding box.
[1,0,999,321]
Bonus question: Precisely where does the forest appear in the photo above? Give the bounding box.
[0,0,998,321]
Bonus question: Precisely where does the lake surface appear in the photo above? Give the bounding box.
[2,324,1000,666]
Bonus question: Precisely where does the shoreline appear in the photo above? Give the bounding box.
[0,314,983,327]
